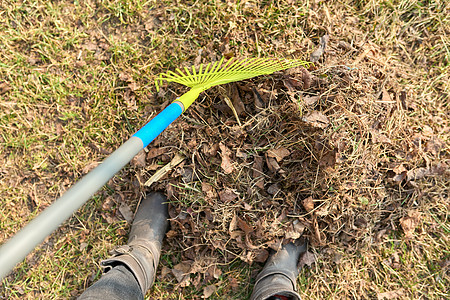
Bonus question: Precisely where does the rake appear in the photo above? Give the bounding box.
[0,57,308,279]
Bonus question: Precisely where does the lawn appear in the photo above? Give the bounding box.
[0,0,449,299]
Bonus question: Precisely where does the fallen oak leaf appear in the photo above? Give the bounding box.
[285,220,305,240]
[131,150,146,167]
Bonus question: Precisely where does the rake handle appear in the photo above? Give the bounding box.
[0,102,184,280]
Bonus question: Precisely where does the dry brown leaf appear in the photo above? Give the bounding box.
[298,251,316,268]
[0,81,12,95]
[400,210,421,238]
[229,214,238,233]
[243,202,252,210]
[406,167,429,182]
[222,92,242,126]
[319,149,337,169]
[172,262,192,287]
[253,156,265,189]
[229,277,239,292]
[377,289,405,300]
[131,150,146,167]
[302,68,312,89]
[381,88,392,102]
[303,111,330,128]
[82,161,99,174]
[303,95,319,106]
[219,142,234,174]
[425,137,444,156]
[267,183,280,195]
[202,182,217,201]
[202,284,217,299]
[393,164,407,174]
[236,148,248,159]
[207,265,222,279]
[219,188,238,203]
[266,156,281,173]
[204,143,219,157]
[147,147,166,159]
[267,148,291,162]
[302,196,315,213]
[371,129,392,144]
[422,125,434,137]
[230,83,245,115]
[237,217,253,235]
[160,266,171,280]
[253,249,269,263]
[166,229,178,239]
[118,202,133,223]
[285,220,306,240]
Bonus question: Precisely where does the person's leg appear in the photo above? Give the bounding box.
[78,192,168,299]
[250,240,307,300]
[78,265,143,300]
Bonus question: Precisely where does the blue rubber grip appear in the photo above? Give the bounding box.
[133,102,183,148]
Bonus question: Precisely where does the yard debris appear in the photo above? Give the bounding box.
[377,289,405,300]
[303,95,320,106]
[302,111,330,128]
[302,197,315,213]
[144,153,185,186]
[310,34,329,62]
[172,262,192,287]
[118,202,133,223]
[219,142,234,174]
[267,183,280,195]
[0,81,12,95]
[218,188,238,203]
[147,147,167,159]
[202,284,217,298]
[221,86,242,126]
[285,221,305,240]
[131,150,146,167]
[2,0,449,298]
[400,210,421,238]
[298,251,316,268]
[267,148,291,162]
[252,156,265,189]
[202,182,218,202]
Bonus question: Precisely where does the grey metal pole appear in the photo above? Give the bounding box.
[0,137,143,280]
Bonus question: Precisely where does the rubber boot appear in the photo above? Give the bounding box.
[250,240,307,300]
[100,192,169,295]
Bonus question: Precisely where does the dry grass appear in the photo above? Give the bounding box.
[0,0,449,299]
